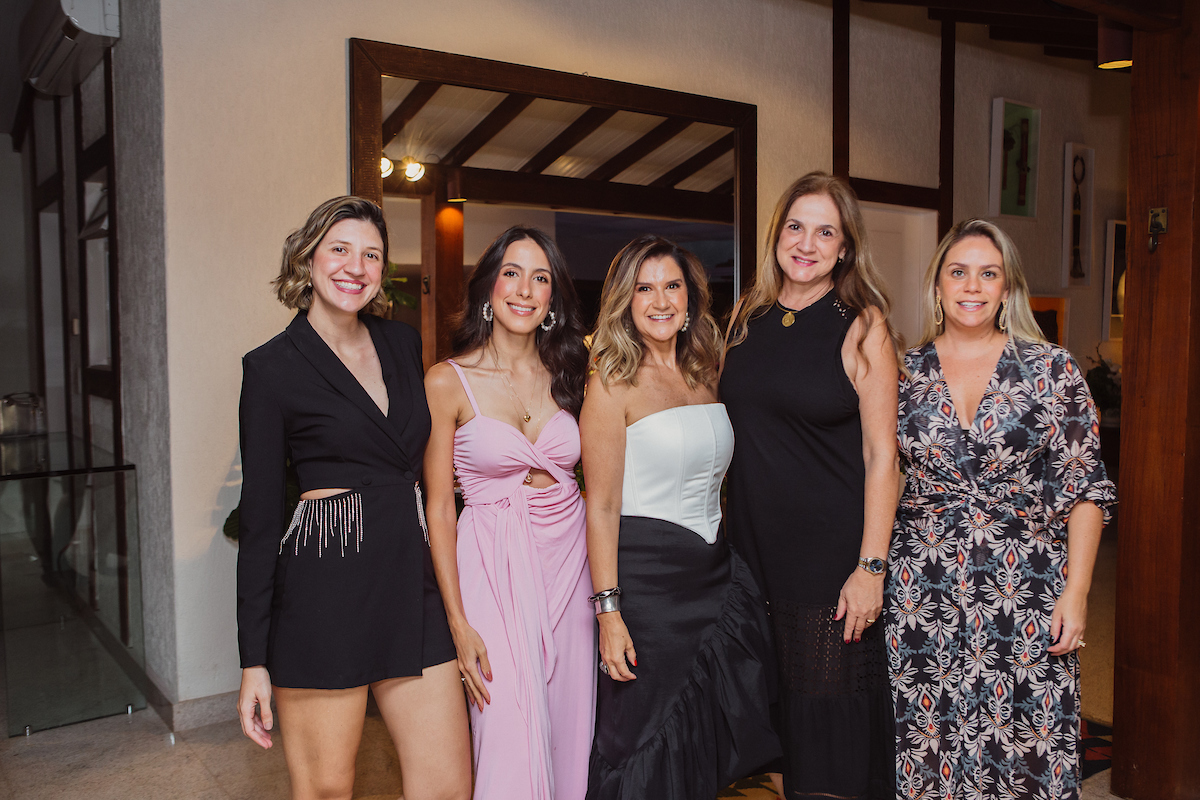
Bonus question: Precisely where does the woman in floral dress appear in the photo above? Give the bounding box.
[886,219,1116,800]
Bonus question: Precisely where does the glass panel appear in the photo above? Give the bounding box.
[79,62,107,150]
[37,206,67,435]
[32,96,57,183]
[0,467,145,736]
[87,396,113,456]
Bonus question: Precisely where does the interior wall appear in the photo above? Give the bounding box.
[112,0,177,701]
[139,0,1129,701]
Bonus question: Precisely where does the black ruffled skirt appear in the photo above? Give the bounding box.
[587,516,781,800]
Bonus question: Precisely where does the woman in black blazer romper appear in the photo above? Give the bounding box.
[236,197,471,800]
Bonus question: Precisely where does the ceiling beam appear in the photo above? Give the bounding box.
[1044,45,1099,60]
[710,178,735,195]
[990,25,1096,49]
[862,0,1090,20]
[440,93,535,167]
[586,117,692,182]
[382,81,440,148]
[385,164,732,223]
[1051,0,1179,31]
[928,8,1096,34]
[650,132,735,189]
[519,106,616,174]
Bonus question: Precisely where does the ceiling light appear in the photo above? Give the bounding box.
[400,156,425,182]
[380,156,394,178]
[1097,18,1132,70]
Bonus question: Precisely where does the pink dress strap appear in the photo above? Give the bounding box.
[445,359,481,417]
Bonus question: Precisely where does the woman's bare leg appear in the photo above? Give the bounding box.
[273,685,369,800]
[372,660,472,800]
[770,772,785,798]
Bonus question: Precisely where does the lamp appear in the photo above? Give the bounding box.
[400,156,425,182]
[380,156,394,178]
[1097,17,1132,70]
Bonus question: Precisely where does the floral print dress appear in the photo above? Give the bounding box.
[886,339,1116,800]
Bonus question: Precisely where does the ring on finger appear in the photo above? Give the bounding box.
[866,618,876,624]
[599,661,610,675]
[1078,640,1086,648]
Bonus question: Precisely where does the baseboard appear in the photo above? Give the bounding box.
[155,690,240,731]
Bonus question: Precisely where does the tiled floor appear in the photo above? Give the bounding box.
[0,705,1122,800]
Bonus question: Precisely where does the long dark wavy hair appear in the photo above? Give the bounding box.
[450,226,588,417]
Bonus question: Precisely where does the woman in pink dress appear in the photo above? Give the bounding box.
[424,226,594,799]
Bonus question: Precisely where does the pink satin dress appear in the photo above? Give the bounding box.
[448,361,596,800]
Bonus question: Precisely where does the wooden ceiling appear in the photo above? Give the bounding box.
[861,0,1181,62]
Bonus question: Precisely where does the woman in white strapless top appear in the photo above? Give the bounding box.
[580,236,780,800]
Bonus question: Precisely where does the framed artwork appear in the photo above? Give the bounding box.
[1103,220,1127,340]
[1030,296,1069,346]
[1062,143,1095,287]
[989,98,1041,218]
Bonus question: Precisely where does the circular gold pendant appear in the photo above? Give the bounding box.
[523,413,532,422]
[781,311,795,327]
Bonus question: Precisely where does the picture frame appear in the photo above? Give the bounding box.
[1103,220,1127,340]
[989,98,1041,218]
[1030,296,1069,346]
[1062,143,1095,287]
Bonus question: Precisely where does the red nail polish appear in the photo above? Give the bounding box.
[632,658,637,667]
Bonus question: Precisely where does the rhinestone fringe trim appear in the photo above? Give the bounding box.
[279,492,364,557]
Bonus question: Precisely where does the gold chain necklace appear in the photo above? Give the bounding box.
[776,285,834,327]
[492,347,543,425]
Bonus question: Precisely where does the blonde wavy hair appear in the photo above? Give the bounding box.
[591,236,724,389]
[917,218,1045,347]
[727,172,901,365]
[273,196,390,315]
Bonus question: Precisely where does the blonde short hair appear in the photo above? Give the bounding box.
[917,218,1045,347]
[273,196,390,315]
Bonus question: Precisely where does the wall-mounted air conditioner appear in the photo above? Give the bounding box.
[19,0,120,97]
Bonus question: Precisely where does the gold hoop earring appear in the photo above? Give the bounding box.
[933,295,944,326]
[997,299,1009,332]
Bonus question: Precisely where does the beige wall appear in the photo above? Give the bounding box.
[144,0,1127,701]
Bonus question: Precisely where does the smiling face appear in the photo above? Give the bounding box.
[489,238,554,335]
[630,254,688,344]
[308,218,385,318]
[775,193,847,293]
[937,235,1009,333]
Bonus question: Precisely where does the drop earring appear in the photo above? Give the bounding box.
[482,301,493,322]
[680,312,690,333]
[997,299,1009,332]
[933,295,944,326]
[540,310,557,332]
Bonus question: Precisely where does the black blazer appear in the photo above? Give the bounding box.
[236,311,431,668]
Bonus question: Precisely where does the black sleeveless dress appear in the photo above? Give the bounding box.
[720,293,894,800]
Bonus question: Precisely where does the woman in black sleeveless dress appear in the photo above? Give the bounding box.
[721,172,900,800]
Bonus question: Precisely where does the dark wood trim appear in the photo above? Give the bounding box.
[650,132,735,189]
[989,26,1096,49]
[927,8,1097,32]
[73,84,93,471]
[734,116,757,295]
[519,107,615,174]
[1052,0,1179,31]
[850,177,940,209]
[33,175,59,208]
[862,0,1091,19]
[938,20,956,239]
[1043,45,1098,60]
[85,366,116,399]
[419,178,464,368]
[441,93,534,166]
[350,41,383,203]
[353,39,756,126]
[711,177,735,195]
[390,164,734,223]
[382,80,440,147]
[54,98,74,457]
[78,135,110,179]
[586,117,691,182]
[832,0,850,179]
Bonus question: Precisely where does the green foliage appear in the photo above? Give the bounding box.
[383,263,418,310]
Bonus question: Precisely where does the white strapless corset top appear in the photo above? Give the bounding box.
[621,403,734,544]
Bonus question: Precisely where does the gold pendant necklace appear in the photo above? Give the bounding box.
[493,347,541,425]
[776,300,799,327]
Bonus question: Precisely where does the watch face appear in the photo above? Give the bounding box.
[867,558,886,574]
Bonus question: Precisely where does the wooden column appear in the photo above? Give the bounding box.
[1112,7,1200,798]
[420,177,464,370]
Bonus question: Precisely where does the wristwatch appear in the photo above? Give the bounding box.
[857,556,887,575]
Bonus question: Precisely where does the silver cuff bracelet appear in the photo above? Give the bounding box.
[593,594,621,615]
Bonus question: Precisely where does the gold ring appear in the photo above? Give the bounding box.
[866,618,876,624]
[1079,641,1087,648]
